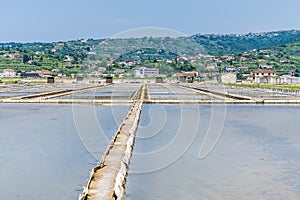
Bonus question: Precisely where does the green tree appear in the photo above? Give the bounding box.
[23,54,30,63]
[236,72,245,80]
[295,69,300,77]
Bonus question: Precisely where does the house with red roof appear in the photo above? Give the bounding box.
[36,71,51,77]
[3,68,16,77]
[253,70,276,77]
[252,70,277,84]
[176,72,198,83]
[245,73,255,82]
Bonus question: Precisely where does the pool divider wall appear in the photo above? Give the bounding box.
[2,83,300,105]
[177,83,254,101]
[79,85,144,200]
[113,101,142,199]
[3,84,110,102]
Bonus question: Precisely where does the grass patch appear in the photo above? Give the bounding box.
[0,78,21,84]
[226,83,300,91]
[0,78,49,85]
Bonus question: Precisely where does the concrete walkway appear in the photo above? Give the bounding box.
[79,86,144,200]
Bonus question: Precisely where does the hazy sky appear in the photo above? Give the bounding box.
[1,0,300,42]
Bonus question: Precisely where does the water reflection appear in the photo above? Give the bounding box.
[126,105,300,200]
[0,104,130,200]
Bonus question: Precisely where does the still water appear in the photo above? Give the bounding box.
[0,104,130,200]
[126,105,300,200]
[1,104,299,200]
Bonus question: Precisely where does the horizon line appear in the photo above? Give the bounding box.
[0,28,298,44]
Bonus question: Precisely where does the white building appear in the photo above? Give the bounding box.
[276,75,300,85]
[3,68,16,77]
[219,73,237,83]
[253,70,277,84]
[135,67,159,78]
[3,53,21,59]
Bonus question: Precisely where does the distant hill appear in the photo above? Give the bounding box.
[192,30,300,55]
[86,30,300,60]
[266,42,300,57]
[91,37,205,61]
[115,48,180,62]
[2,30,300,58]
[1,29,300,76]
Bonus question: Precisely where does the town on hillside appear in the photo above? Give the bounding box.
[1,30,300,86]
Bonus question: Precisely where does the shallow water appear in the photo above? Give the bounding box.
[58,84,140,100]
[1,103,299,200]
[0,104,130,200]
[126,105,300,200]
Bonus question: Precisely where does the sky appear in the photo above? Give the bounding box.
[1,0,300,42]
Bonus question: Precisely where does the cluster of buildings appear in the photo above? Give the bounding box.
[1,68,52,78]
[2,53,21,59]
[172,69,300,85]
[245,70,300,85]
[2,63,299,85]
